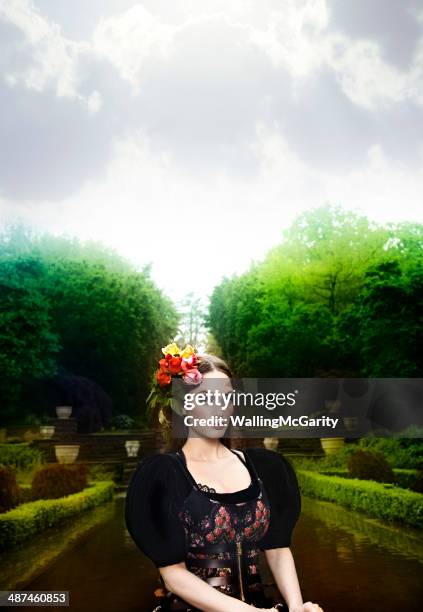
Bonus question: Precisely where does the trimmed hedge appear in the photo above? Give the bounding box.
[319,467,419,490]
[0,481,114,551]
[0,466,20,512]
[297,470,423,528]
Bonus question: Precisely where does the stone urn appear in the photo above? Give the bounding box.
[125,440,140,458]
[263,437,279,451]
[55,444,80,464]
[40,425,55,439]
[320,437,345,455]
[56,405,73,419]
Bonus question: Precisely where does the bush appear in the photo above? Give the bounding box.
[347,449,396,483]
[0,466,20,513]
[109,414,135,430]
[358,435,423,469]
[0,444,44,471]
[297,470,423,528]
[0,481,114,551]
[412,470,423,494]
[31,463,88,500]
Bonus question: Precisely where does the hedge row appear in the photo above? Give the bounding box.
[319,467,419,490]
[0,481,114,551]
[297,470,423,528]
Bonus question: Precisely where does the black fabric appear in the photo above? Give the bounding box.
[124,447,301,568]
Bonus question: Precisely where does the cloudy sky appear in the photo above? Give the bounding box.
[0,0,422,301]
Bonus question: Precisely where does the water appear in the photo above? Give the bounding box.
[1,495,422,612]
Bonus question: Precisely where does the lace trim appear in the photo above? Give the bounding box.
[197,483,217,493]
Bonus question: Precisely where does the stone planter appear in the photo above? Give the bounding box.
[263,437,279,451]
[40,425,55,439]
[125,440,140,458]
[56,406,72,419]
[55,444,80,464]
[320,437,345,455]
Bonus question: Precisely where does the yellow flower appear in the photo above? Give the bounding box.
[162,342,181,356]
[181,344,196,359]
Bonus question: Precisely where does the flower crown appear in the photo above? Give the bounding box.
[156,342,203,387]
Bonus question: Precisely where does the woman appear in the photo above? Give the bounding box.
[125,346,324,612]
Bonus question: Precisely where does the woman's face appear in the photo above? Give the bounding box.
[183,370,234,439]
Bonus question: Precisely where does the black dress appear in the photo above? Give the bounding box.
[125,447,301,611]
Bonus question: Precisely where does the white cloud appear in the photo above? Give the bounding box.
[92,4,175,89]
[323,33,423,111]
[0,0,99,110]
[249,0,328,79]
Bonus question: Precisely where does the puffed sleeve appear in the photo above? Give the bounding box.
[247,448,301,549]
[124,453,187,567]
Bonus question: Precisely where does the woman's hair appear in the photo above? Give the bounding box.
[164,353,233,452]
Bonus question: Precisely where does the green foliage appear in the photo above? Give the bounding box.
[0,480,114,551]
[31,463,88,500]
[207,205,422,377]
[0,466,20,513]
[412,470,423,494]
[358,435,423,469]
[347,449,396,483]
[0,444,45,471]
[291,444,359,471]
[394,469,421,491]
[291,436,423,473]
[87,464,120,483]
[0,225,178,422]
[109,414,135,430]
[0,256,60,415]
[292,464,419,491]
[336,260,423,376]
[297,470,423,528]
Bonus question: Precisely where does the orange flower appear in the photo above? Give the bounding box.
[156,370,171,387]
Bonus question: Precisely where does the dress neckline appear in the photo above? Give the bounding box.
[176,448,259,502]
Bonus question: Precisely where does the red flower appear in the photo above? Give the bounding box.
[159,358,168,372]
[156,370,171,386]
[167,356,183,374]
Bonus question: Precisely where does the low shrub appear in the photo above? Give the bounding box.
[358,435,423,469]
[347,449,396,483]
[412,470,423,494]
[0,481,114,551]
[0,444,45,471]
[31,463,88,500]
[297,470,423,528]
[319,467,419,490]
[0,466,20,513]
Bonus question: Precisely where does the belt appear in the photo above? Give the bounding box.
[186,540,263,602]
